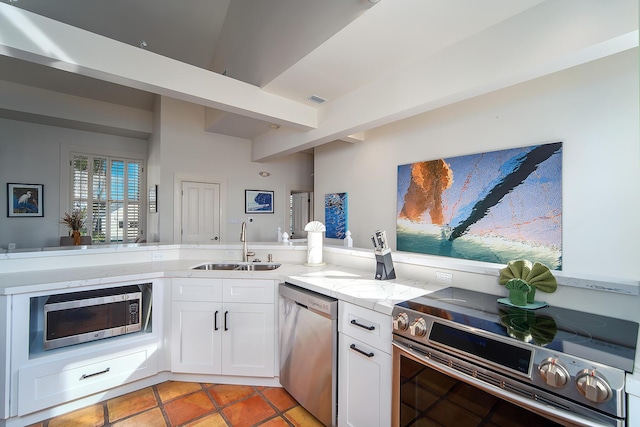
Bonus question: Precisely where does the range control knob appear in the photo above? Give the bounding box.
[393,313,409,331]
[575,369,612,403]
[409,318,427,337]
[538,358,569,388]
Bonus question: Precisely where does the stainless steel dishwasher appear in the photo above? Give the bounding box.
[279,282,338,427]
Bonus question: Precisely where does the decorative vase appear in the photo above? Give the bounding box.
[72,230,81,245]
[505,278,531,306]
[527,287,536,304]
[508,289,528,306]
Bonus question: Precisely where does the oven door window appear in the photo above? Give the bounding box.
[398,354,562,427]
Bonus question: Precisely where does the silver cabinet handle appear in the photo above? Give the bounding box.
[80,367,110,380]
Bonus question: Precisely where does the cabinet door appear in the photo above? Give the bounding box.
[338,334,391,427]
[221,302,274,377]
[171,301,222,374]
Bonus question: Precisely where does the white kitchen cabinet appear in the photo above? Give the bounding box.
[171,278,275,378]
[629,392,640,427]
[18,343,157,416]
[338,301,392,427]
[222,302,275,376]
[8,280,161,418]
[172,300,222,373]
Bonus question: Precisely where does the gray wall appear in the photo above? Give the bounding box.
[0,94,313,249]
[0,119,147,249]
[150,96,313,244]
[314,49,639,281]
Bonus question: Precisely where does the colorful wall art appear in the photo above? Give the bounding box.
[325,192,348,239]
[397,142,562,269]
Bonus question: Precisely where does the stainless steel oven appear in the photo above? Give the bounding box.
[391,287,638,427]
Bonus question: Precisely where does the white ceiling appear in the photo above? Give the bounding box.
[0,0,382,138]
[4,0,543,103]
[0,0,637,154]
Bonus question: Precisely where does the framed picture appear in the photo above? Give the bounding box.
[325,192,348,239]
[397,142,562,269]
[7,183,44,217]
[245,190,274,213]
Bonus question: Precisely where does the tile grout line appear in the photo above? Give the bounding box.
[36,382,313,427]
[253,387,297,427]
[202,383,232,427]
[151,382,173,427]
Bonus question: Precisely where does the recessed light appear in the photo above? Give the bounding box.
[269,124,280,129]
[258,171,271,177]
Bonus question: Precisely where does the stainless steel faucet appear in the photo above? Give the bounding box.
[240,221,255,262]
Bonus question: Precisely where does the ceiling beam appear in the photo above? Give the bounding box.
[252,0,638,161]
[0,2,317,132]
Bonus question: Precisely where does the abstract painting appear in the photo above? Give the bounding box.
[397,142,562,269]
[7,183,44,217]
[325,192,348,239]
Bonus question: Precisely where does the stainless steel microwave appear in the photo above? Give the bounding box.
[44,285,142,350]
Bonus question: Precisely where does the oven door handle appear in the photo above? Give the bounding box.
[392,342,617,427]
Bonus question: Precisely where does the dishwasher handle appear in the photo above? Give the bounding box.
[280,283,337,319]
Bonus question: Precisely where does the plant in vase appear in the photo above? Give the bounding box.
[499,259,557,305]
[61,209,86,245]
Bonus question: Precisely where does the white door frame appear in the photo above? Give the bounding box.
[173,173,227,244]
[284,184,314,236]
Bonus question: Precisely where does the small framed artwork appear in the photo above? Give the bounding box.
[149,185,157,213]
[245,190,274,213]
[325,192,348,238]
[7,183,44,217]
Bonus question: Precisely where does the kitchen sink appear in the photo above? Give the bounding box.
[193,263,238,270]
[192,262,281,271]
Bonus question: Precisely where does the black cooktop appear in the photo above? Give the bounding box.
[396,287,639,373]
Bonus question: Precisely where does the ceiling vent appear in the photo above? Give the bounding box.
[308,95,327,104]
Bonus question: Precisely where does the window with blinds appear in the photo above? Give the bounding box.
[71,153,143,243]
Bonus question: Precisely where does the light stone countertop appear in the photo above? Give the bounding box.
[0,253,637,395]
[0,258,443,316]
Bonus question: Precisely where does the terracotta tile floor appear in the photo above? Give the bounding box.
[29,381,325,427]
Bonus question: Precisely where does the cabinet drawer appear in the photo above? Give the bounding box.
[173,278,223,301]
[223,279,274,304]
[18,345,157,415]
[339,301,391,354]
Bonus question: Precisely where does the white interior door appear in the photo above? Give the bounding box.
[181,181,220,243]
[291,192,310,238]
